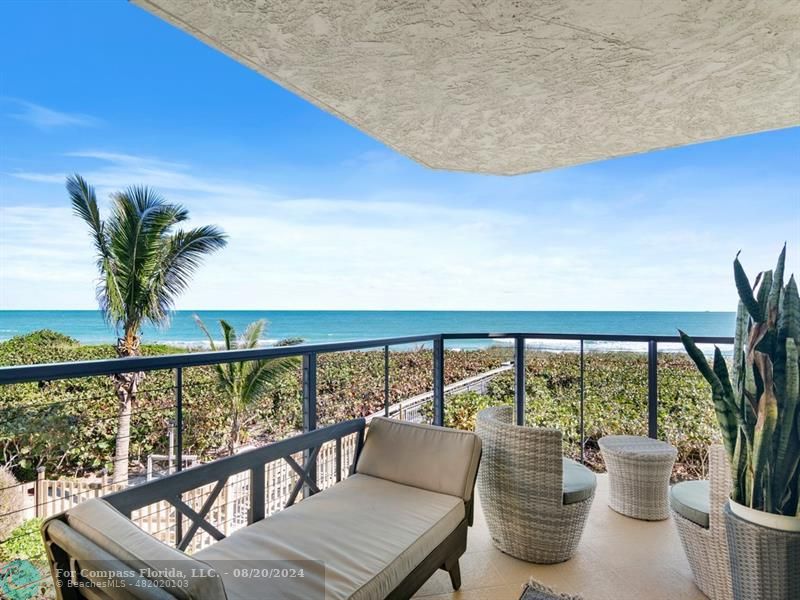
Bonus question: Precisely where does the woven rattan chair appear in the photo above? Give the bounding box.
[475,405,596,563]
[670,445,732,600]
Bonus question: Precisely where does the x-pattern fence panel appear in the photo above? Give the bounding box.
[101,419,365,551]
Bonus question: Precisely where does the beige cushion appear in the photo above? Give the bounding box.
[195,473,465,600]
[355,417,481,501]
[62,498,226,600]
[43,519,177,600]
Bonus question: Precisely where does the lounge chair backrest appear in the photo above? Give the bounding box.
[355,417,482,501]
[42,498,227,600]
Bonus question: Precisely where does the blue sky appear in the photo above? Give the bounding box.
[1,1,798,311]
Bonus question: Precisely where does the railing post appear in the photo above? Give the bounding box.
[174,367,183,544]
[35,466,45,518]
[514,336,526,426]
[433,337,444,426]
[384,345,390,417]
[175,367,183,472]
[648,340,658,439]
[302,353,317,433]
[302,353,318,495]
[249,465,265,524]
[579,339,585,463]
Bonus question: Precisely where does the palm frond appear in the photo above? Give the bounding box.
[220,320,237,351]
[240,320,266,350]
[108,189,191,329]
[193,314,218,351]
[67,175,126,326]
[67,174,106,256]
[195,316,236,391]
[154,226,228,321]
[68,175,227,339]
[240,357,300,408]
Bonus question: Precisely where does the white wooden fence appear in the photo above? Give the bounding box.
[29,432,359,553]
[367,362,512,423]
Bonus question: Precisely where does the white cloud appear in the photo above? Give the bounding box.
[0,206,97,312]
[65,151,188,170]
[2,150,797,311]
[8,172,65,184]
[5,99,100,130]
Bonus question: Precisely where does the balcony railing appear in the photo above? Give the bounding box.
[0,330,732,466]
[0,329,733,593]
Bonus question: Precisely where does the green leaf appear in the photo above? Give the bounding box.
[775,339,800,513]
[240,320,267,350]
[680,330,737,457]
[767,244,786,327]
[734,252,763,322]
[732,427,750,504]
[756,270,773,328]
[713,348,737,417]
[780,275,800,345]
[751,354,779,511]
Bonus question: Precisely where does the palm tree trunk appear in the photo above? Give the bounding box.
[112,377,134,485]
[112,336,143,485]
[228,408,240,456]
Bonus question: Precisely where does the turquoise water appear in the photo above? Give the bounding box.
[0,310,734,350]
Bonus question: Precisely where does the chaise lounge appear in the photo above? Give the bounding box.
[41,417,482,599]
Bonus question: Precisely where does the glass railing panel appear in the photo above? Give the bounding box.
[523,339,583,461]
[582,341,649,472]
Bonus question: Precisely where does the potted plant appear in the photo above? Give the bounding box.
[680,245,800,600]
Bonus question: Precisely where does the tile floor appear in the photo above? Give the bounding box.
[413,474,706,600]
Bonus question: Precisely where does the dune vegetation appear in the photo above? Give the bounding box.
[0,331,717,483]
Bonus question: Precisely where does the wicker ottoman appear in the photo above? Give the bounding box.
[599,435,677,520]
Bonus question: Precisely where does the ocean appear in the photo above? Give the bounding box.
[0,310,735,352]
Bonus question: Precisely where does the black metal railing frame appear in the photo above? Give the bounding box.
[0,331,733,470]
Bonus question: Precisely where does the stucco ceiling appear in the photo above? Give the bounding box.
[133,0,800,175]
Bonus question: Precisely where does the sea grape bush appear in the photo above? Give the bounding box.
[0,331,718,482]
[440,351,719,479]
[0,333,509,479]
[0,518,45,563]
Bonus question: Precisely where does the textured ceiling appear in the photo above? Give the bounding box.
[133,0,800,175]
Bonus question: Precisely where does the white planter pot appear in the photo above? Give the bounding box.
[728,499,800,532]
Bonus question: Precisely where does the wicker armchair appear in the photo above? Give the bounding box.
[670,445,732,600]
[475,405,596,563]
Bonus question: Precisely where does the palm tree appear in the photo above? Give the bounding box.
[68,174,227,484]
[195,317,299,455]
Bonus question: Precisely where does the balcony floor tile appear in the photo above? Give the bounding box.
[414,474,706,600]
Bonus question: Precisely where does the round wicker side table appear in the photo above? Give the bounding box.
[598,435,677,520]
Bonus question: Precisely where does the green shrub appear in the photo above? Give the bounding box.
[0,332,719,482]
[0,467,22,541]
[480,351,720,478]
[0,518,45,564]
[423,391,508,431]
[0,332,228,478]
[0,333,510,477]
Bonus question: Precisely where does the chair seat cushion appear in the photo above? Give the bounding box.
[670,479,710,528]
[562,458,596,505]
[195,473,465,600]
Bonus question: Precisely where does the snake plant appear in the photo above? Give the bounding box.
[680,245,799,516]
